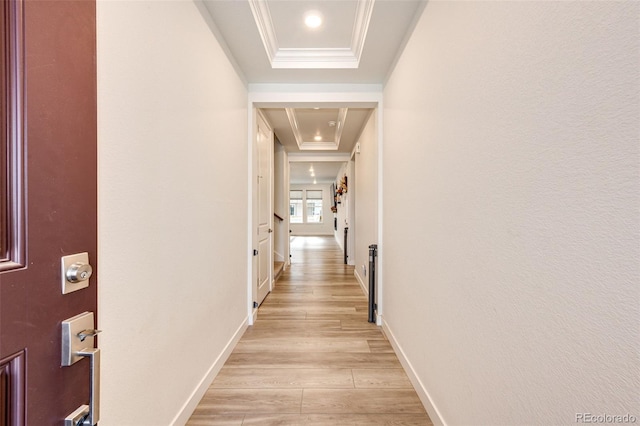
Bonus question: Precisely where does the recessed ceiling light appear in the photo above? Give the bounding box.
[311,172,315,177]
[313,179,317,185]
[313,107,320,110]
[314,135,322,141]
[304,11,323,29]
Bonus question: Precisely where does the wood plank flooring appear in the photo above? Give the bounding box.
[187,236,432,425]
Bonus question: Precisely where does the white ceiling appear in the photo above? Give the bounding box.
[290,162,344,185]
[201,0,425,182]
[201,0,425,84]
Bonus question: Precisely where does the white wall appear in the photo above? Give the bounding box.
[333,161,356,266]
[347,159,356,267]
[290,184,334,236]
[353,112,378,289]
[383,2,639,425]
[97,1,248,425]
[334,162,348,249]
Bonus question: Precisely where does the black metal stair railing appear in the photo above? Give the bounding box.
[344,227,349,264]
[368,244,378,323]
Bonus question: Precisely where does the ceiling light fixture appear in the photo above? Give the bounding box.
[313,179,317,185]
[304,11,323,29]
[314,135,322,141]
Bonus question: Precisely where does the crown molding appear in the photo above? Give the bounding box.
[285,108,349,151]
[272,48,358,69]
[249,0,375,69]
[334,108,348,149]
[351,0,375,61]
[247,0,278,60]
[288,153,351,162]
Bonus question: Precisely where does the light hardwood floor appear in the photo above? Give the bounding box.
[187,236,432,425]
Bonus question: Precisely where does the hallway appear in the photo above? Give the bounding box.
[187,236,432,425]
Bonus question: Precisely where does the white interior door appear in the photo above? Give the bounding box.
[256,115,273,306]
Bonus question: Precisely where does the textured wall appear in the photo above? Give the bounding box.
[383,2,639,424]
[97,1,248,424]
[354,112,378,287]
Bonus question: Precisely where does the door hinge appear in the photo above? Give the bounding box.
[253,301,258,308]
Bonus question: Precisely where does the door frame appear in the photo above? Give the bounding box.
[254,109,274,309]
[246,87,384,325]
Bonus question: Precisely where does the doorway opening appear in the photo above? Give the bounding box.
[247,91,383,326]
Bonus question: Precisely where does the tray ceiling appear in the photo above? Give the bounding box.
[201,0,425,183]
[248,0,374,69]
[202,0,425,84]
[262,108,372,154]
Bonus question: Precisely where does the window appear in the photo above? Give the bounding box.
[289,189,323,224]
[289,190,303,223]
[306,190,322,223]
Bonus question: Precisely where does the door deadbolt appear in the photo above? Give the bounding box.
[61,253,93,294]
[66,262,93,283]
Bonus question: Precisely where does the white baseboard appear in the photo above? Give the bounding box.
[354,268,368,296]
[171,318,248,426]
[382,318,446,426]
[274,250,284,262]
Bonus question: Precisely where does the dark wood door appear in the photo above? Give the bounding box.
[0,0,97,424]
